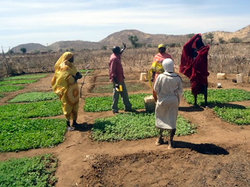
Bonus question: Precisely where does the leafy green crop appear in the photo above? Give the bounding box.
[3,74,47,80]
[79,69,94,74]
[0,79,37,86]
[214,106,250,125]
[9,92,58,103]
[0,100,62,119]
[0,154,57,186]
[92,113,196,141]
[84,93,150,112]
[0,118,67,152]
[0,99,65,152]
[0,93,4,99]
[92,82,149,93]
[184,89,250,105]
[0,85,25,93]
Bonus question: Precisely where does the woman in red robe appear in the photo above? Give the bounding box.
[180,34,210,106]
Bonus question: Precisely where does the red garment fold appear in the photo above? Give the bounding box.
[180,34,210,95]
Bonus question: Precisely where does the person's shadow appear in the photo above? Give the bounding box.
[73,122,93,132]
[174,141,229,155]
[179,102,246,112]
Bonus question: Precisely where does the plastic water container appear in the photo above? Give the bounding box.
[140,73,147,81]
[236,73,243,83]
[217,73,226,80]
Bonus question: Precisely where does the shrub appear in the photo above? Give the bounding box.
[229,37,242,43]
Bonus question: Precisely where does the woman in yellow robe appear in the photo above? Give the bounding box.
[51,52,82,130]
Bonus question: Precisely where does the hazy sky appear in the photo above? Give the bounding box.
[1,0,249,51]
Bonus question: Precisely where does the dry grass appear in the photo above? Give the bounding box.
[1,43,249,78]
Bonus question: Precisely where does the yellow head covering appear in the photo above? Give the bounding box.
[158,44,166,49]
[54,52,74,71]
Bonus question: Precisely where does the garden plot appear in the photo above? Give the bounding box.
[79,69,94,75]
[8,91,57,103]
[3,73,47,81]
[0,74,48,98]
[1,69,250,187]
[184,89,250,105]
[0,79,38,86]
[84,93,150,112]
[92,113,196,141]
[0,97,66,152]
[0,100,62,118]
[0,85,25,94]
[0,154,57,186]
[184,89,250,125]
[95,73,140,83]
[214,106,250,125]
[0,118,66,152]
[82,147,249,187]
[91,82,150,93]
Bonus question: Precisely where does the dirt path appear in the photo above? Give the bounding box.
[0,71,249,187]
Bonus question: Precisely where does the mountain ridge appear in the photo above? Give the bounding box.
[11,25,250,53]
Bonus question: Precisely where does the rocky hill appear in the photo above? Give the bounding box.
[11,43,47,53]
[99,29,189,47]
[204,25,250,43]
[48,40,100,51]
[10,25,250,53]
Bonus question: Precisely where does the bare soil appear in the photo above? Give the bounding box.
[0,70,250,187]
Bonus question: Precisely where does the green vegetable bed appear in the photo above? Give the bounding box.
[184,89,250,105]
[3,74,47,80]
[0,100,62,118]
[0,85,25,93]
[84,93,150,112]
[0,154,57,186]
[0,79,37,86]
[214,106,250,125]
[92,82,149,93]
[0,118,67,152]
[0,99,66,152]
[79,69,94,74]
[9,92,58,103]
[92,113,196,141]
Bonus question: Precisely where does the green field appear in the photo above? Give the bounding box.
[92,113,196,141]
[214,106,250,125]
[0,118,67,152]
[0,99,64,152]
[0,154,57,186]
[3,74,47,80]
[184,89,250,105]
[0,100,62,119]
[0,85,25,93]
[84,93,150,112]
[92,82,149,93]
[9,92,58,103]
[0,79,37,86]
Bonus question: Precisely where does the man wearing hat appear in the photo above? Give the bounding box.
[149,44,172,101]
[109,43,133,113]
